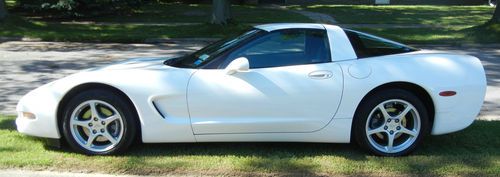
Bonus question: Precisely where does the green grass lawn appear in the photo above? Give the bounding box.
[1,3,499,44]
[0,2,310,43]
[5,0,15,7]
[11,2,311,24]
[351,22,500,45]
[0,16,252,42]
[90,3,312,24]
[1,15,498,44]
[0,115,499,176]
[292,5,495,26]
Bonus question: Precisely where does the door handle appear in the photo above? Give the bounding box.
[308,70,333,79]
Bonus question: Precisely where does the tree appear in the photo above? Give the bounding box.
[492,4,499,23]
[0,0,7,21]
[211,0,231,25]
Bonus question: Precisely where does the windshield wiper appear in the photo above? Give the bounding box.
[163,57,182,66]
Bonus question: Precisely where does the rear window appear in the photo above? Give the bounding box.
[344,29,417,58]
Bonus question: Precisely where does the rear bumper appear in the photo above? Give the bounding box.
[431,78,486,135]
[431,85,485,135]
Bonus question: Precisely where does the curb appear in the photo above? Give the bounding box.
[143,37,218,44]
[0,37,42,42]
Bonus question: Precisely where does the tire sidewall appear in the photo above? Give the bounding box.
[62,89,137,155]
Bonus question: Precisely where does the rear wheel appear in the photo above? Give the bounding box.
[354,89,429,156]
[62,89,137,155]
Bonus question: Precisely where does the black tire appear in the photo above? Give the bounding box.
[353,88,430,156]
[62,89,138,155]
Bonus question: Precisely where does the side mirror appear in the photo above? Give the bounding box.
[225,57,249,75]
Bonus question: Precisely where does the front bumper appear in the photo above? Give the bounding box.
[16,83,62,139]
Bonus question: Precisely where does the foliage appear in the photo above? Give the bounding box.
[16,0,144,18]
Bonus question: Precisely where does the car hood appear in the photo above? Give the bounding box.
[87,56,177,72]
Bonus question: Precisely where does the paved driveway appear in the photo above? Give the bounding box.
[0,41,498,120]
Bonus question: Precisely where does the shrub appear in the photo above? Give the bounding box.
[17,0,144,18]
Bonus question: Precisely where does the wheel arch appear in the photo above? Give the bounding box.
[351,81,435,139]
[56,82,142,142]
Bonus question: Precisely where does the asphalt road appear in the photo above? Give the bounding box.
[0,41,498,120]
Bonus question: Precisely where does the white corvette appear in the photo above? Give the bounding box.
[16,23,486,156]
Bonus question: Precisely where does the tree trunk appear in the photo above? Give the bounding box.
[211,0,231,25]
[492,4,500,23]
[0,0,7,21]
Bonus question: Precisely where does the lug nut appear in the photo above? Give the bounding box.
[395,119,400,123]
[100,129,105,133]
[396,126,401,130]
[387,119,391,123]
[92,130,97,134]
[93,117,98,121]
[88,123,93,127]
[390,130,394,134]
[101,121,105,125]
[384,126,388,130]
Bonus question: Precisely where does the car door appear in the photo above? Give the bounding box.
[187,28,344,134]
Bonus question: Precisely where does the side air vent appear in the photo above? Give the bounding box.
[152,101,166,119]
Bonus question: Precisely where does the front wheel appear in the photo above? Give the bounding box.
[353,89,430,156]
[62,89,138,155]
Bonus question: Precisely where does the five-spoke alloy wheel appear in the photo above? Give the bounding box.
[62,89,138,155]
[354,88,429,156]
[69,100,124,152]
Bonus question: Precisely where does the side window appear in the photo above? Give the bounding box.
[344,29,417,58]
[243,30,305,56]
[221,29,331,69]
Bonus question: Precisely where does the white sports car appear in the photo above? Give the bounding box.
[16,23,486,156]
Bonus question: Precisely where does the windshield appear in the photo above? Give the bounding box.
[165,29,263,68]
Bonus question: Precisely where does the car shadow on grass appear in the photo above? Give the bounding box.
[108,121,500,175]
[0,116,16,131]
